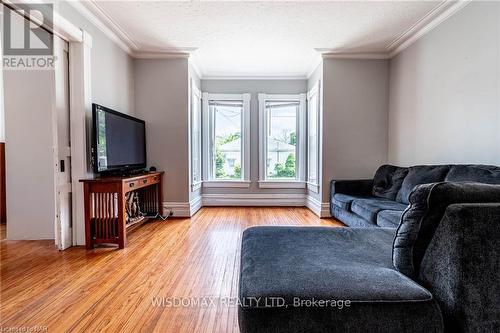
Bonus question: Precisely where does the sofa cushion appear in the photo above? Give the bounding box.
[331,193,368,211]
[372,165,409,200]
[377,210,404,228]
[396,165,450,204]
[351,198,407,223]
[445,165,500,184]
[239,226,443,333]
[331,206,378,228]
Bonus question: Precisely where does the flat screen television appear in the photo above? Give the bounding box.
[92,104,146,174]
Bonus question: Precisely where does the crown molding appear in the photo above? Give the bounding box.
[64,0,470,76]
[305,54,323,79]
[67,0,137,54]
[316,50,390,60]
[132,51,193,59]
[387,0,472,57]
[201,75,307,80]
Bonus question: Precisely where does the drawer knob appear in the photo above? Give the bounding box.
[129,183,134,187]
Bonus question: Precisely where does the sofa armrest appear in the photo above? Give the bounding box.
[330,179,373,196]
[418,203,500,332]
[393,182,500,277]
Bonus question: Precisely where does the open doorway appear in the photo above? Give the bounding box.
[2,4,73,249]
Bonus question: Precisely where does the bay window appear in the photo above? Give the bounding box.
[258,93,306,188]
[202,93,250,187]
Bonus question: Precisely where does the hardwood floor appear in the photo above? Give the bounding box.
[0,207,343,332]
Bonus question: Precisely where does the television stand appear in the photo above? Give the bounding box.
[80,172,164,249]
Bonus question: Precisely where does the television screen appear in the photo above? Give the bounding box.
[92,104,146,173]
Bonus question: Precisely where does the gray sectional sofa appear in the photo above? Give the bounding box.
[331,164,500,227]
[238,164,500,333]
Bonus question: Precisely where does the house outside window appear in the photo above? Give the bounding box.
[202,93,251,188]
[258,93,306,188]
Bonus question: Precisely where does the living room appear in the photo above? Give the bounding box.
[1,1,499,332]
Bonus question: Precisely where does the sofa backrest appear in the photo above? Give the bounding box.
[395,165,450,204]
[445,164,500,184]
[372,165,408,200]
[373,164,500,205]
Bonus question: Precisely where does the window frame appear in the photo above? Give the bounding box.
[258,93,306,188]
[202,93,251,188]
[306,81,321,193]
[189,80,202,191]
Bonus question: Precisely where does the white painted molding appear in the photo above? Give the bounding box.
[307,182,320,193]
[313,1,471,62]
[203,181,251,188]
[190,196,203,216]
[305,55,323,79]
[164,195,329,217]
[316,50,390,60]
[201,75,308,80]
[163,202,191,217]
[67,0,136,53]
[202,193,307,207]
[191,182,202,191]
[258,181,306,189]
[305,196,331,218]
[64,0,469,77]
[133,50,196,59]
[387,0,472,57]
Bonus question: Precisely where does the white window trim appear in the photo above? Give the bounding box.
[306,81,321,193]
[258,93,306,188]
[203,180,251,188]
[202,93,251,186]
[190,80,202,192]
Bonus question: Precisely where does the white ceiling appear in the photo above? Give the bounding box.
[88,0,445,77]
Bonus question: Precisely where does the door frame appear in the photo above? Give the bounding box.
[2,1,93,247]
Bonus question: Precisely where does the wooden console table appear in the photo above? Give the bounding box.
[80,172,164,249]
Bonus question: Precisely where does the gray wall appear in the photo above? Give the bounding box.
[58,2,135,115]
[134,58,190,203]
[201,79,308,195]
[388,1,500,166]
[322,58,389,199]
[4,69,56,239]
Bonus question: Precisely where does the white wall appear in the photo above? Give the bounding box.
[321,58,389,199]
[200,79,308,195]
[388,1,500,166]
[134,58,190,203]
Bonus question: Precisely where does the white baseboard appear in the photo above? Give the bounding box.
[190,195,203,216]
[202,193,306,207]
[305,196,331,218]
[163,202,191,217]
[163,194,331,218]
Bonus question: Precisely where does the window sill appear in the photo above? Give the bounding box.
[307,182,320,193]
[258,181,306,189]
[203,180,251,188]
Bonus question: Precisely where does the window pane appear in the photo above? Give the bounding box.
[212,102,243,179]
[266,101,298,179]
